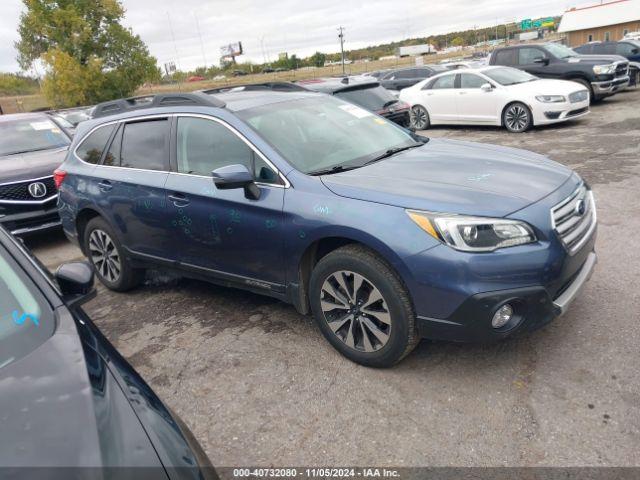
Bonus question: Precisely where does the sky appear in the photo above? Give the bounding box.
[1,0,599,74]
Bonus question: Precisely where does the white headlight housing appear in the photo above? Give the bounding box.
[407,211,537,252]
[536,95,566,103]
[593,64,615,75]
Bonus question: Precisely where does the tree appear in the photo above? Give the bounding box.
[16,0,158,107]
[451,36,465,47]
[309,51,326,68]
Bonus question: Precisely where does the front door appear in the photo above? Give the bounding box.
[165,115,286,288]
[455,73,500,123]
[423,73,458,123]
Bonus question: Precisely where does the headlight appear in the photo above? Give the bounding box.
[593,64,615,75]
[535,95,566,103]
[406,210,537,252]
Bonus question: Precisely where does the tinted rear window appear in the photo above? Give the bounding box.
[76,124,115,164]
[120,119,168,171]
[334,85,397,111]
[493,49,515,65]
[0,245,55,369]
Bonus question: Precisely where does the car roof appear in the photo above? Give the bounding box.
[213,90,320,111]
[296,76,379,93]
[0,112,51,123]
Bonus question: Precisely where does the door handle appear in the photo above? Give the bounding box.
[98,180,113,192]
[459,91,467,95]
[426,92,434,96]
[168,193,190,207]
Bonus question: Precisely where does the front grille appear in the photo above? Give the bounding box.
[615,62,629,77]
[569,90,588,103]
[0,177,57,202]
[551,183,597,255]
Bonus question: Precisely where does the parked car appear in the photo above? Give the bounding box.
[378,65,450,92]
[50,106,94,127]
[56,92,597,367]
[187,75,206,82]
[0,225,213,476]
[574,40,640,86]
[400,66,590,133]
[363,69,392,79]
[231,70,248,77]
[0,113,72,235]
[489,42,629,102]
[297,76,411,126]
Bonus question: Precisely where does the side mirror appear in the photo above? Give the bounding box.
[55,261,96,307]
[211,164,260,200]
[533,57,549,65]
[480,83,493,92]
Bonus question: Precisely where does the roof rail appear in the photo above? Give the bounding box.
[199,82,308,95]
[92,92,226,119]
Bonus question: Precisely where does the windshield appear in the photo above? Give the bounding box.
[483,67,538,86]
[238,96,417,174]
[545,43,578,59]
[0,244,55,369]
[58,110,92,126]
[0,117,70,156]
[335,85,397,112]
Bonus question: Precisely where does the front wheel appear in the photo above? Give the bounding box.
[309,245,419,368]
[410,105,430,130]
[503,102,532,133]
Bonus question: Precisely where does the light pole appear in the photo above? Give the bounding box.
[338,26,346,76]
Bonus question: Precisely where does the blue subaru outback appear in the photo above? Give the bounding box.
[55,91,597,367]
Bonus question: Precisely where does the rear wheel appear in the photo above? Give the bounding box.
[309,245,419,368]
[83,217,143,292]
[410,105,430,130]
[503,102,532,133]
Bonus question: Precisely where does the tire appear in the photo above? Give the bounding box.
[410,105,430,130]
[309,244,419,368]
[83,216,144,292]
[502,102,532,133]
[572,78,596,104]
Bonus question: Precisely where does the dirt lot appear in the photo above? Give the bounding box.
[28,89,640,467]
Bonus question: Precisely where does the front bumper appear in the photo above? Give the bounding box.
[535,99,590,125]
[416,251,597,342]
[0,202,61,236]
[592,75,630,96]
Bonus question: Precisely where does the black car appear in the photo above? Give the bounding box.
[0,225,214,478]
[489,42,630,102]
[378,65,450,91]
[0,113,72,236]
[574,40,640,86]
[297,76,411,126]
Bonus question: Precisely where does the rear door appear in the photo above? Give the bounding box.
[93,117,173,260]
[164,114,286,287]
[455,73,500,123]
[382,69,416,90]
[421,73,458,122]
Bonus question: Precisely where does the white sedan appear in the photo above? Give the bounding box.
[399,66,590,133]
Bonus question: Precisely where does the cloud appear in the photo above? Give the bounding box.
[2,0,594,73]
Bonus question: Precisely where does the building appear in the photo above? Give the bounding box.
[558,0,640,46]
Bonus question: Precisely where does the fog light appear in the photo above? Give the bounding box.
[492,304,513,329]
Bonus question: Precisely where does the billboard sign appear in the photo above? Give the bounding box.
[220,42,243,58]
[520,18,555,30]
[164,61,176,76]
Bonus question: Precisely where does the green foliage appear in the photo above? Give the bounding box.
[16,0,159,107]
[309,52,326,68]
[0,73,40,96]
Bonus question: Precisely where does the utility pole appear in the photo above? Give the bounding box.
[338,26,346,76]
[194,13,207,69]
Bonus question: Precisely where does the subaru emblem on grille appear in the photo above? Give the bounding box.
[28,182,47,199]
[574,199,586,216]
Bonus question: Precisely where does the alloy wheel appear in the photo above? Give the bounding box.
[88,229,121,283]
[320,270,391,353]
[410,106,428,130]
[505,105,529,132]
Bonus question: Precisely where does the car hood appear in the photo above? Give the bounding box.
[565,54,628,65]
[0,308,161,468]
[0,147,68,184]
[507,78,588,95]
[320,138,573,217]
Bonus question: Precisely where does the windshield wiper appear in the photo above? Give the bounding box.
[363,142,425,166]
[382,99,399,109]
[308,164,361,176]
